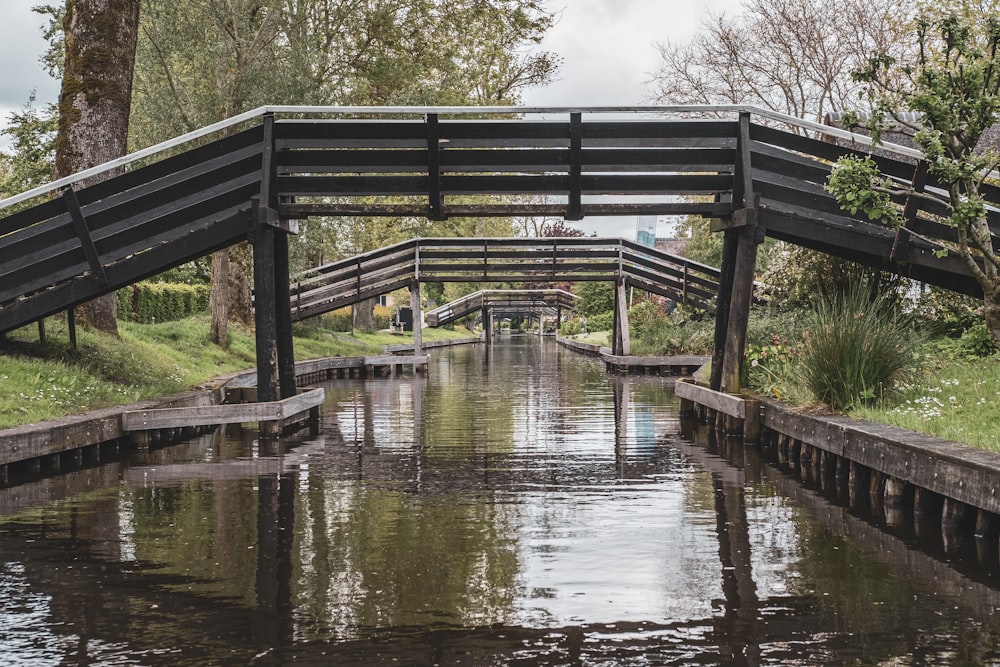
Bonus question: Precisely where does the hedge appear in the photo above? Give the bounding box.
[117,282,210,323]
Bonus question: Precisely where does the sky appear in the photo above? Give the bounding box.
[0,0,745,236]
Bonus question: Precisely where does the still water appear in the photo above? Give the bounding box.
[2,336,1000,665]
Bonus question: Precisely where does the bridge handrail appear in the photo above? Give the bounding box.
[0,104,923,213]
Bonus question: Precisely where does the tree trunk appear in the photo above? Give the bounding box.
[209,249,230,347]
[54,0,141,337]
[985,285,1000,345]
[354,297,376,333]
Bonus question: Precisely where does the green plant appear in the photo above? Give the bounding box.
[798,282,923,410]
[559,319,583,336]
[587,310,614,332]
[743,334,799,399]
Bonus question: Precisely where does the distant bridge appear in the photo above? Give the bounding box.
[424,289,578,329]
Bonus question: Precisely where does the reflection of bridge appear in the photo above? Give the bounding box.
[2,106,997,401]
[423,289,578,330]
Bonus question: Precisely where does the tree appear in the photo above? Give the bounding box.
[0,97,58,208]
[130,0,558,340]
[54,0,141,335]
[649,0,912,125]
[826,4,1000,342]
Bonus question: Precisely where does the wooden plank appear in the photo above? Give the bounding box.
[1,210,253,333]
[362,354,428,366]
[122,388,324,431]
[674,380,746,418]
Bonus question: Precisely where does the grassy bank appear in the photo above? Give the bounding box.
[850,354,1000,451]
[0,317,476,429]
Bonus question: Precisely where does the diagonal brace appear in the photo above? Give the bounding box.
[62,186,107,285]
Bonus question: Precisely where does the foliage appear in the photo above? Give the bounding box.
[910,285,981,336]
[319,305,393,332]
[760,244,908,309]
[587,311,614,332]
[575,281,615,317]
[797,282,923,410]
[116,282,210,323]
[625,299,715,356]
[676,215,723,268]
[0,97,57,208]
[826,4,1000,342]
[559,319,584,336]
[852,351,1000,451]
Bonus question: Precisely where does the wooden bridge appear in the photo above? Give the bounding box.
[1,105,997,402]
[424,289,578,329]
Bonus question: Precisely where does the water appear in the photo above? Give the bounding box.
[2,336,1000,665]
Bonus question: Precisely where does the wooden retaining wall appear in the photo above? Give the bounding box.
[556,336,709,376]
[0,353,428,482]
[677,379,1000,553]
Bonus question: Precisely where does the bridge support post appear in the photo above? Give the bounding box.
[410,280,422,357]
[482,306,492,343]
[715,111,761,395]
[720,204,760,394]
[253,212,280,405]
[613,278,631,356]
[274,231,297,399]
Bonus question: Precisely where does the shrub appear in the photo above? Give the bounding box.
[560,319,583,336]
[587,310,614,332]
[798,282,922,410]
[117,282,210,323]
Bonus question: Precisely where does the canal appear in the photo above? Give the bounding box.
[1,336,1000,665]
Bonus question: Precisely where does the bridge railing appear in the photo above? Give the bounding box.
[0,127,265,333]
[746,123,1000,297]
[288,237,723,321]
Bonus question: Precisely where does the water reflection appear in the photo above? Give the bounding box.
[1,337,999,665]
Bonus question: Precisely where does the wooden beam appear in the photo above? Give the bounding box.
[613,278,631,356]
[567,112,583,220]
[674,379,746,418]
[274,230,297,399]
[122,388,324,431]
[253,199,279,404]
[411,280,422,356]
[61,186,107,285]
[426,113,444,220]
[890,160,929,264]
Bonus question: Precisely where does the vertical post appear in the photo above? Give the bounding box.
[410,280,422,356]
[253,201,279,405]
[37,319,46,345]
[613,278,631,356]
[274,231,297,399]
[482,306,491,343]
[67,307,78,350]
[720,112,761,394]
[710,232,737,391]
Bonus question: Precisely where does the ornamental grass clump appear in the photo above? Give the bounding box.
[799,285,922,411]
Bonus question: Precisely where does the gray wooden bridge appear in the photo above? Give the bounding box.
[2,105,997,404]
[424,289,578,329]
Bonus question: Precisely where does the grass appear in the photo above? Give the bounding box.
[851,354,1000,451]
[0,317,477,429]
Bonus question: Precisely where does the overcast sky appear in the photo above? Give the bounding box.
[0,0,745,236]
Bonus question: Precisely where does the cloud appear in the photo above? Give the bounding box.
[0,7,59,113]
[524,0,742,107]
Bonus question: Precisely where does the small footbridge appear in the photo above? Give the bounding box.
[424,289,578,330]
[1,105,997,402]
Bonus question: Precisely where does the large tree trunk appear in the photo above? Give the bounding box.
[209,249,230,346]
[353,298,377,333]
[54,0,140,336]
